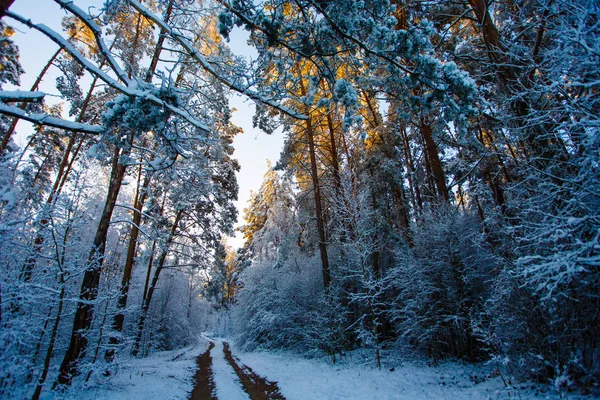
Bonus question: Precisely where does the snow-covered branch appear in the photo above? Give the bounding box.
[6,10,210,133]
[0,102,104,134]
[128,0,309,121]
[0,90,46,103]
[54,0,131,85]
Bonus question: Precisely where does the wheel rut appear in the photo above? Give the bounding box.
[222,342,285,400]
[189,341,217,400]
[189,338,284,400]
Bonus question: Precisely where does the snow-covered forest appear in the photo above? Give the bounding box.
[0,0,598,398]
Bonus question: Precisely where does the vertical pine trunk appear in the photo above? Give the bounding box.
[55,137,132,386]
[132,209,183,356]
[298,77,330,288]
[420,120,449,204]
[145,1,174,83]
[307,114,331,288]
[400,126,422,212]
[467,0,558,164]
[466,0,505,63]
[105,2,176,359]
[325,111,343,200]
[105,167,149,361]
[363,93,411,240]
[325,109,357,241]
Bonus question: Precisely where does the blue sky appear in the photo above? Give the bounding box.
[7,0,284,249]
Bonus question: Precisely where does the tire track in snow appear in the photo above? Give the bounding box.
[222,342,286,400]
[189,341,217,400]
[190,337,284,400]
[211,341,250,400]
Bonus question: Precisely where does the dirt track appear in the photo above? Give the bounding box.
[189,342,217,400]
[222,342,285,400]
[188,339,285,400]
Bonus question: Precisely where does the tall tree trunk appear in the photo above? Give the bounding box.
[363,93,411,240]
[55,135,133,386]
[467,0,558,165]
[142,193,167,303]
[142,239,157,302]
[31,285,64,400]
[325,111,342,200]
[466,0,505,64]
[325,109,358,242]
[400,126,422,212]
[132,209,183,356]
[420,120,449,204]
[105,168,150,361]
[298,76,330,288]
[145,1,174,83]
[106,1,175,356]
[306,114,331,288]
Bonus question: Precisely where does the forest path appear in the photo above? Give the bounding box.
[190,336,285,400]
[189,341,217,400]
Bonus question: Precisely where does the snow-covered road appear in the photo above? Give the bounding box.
[76,336,581,400]
[210,340,249,400]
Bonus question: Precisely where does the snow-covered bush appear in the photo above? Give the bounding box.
[391,207,498,362]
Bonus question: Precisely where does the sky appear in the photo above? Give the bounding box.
[6,0,285,249]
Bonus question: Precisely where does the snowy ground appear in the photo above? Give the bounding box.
[39,336,592,400]
[233,347,587,400]
[77,340,208,400]
[210,339,249,400]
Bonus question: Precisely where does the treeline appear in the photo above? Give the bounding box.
[229,0,600,392]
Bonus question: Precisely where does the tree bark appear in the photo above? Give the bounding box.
[420,120,449,204]
[467,0,505,63]
[55,137,132,386]
[105,168,150,361]
[105,3,175,357]
[0,0,14,19]
[297,76,330,288]
[31,286,64,400]
[400,126,422,212]
[306,114,331,288]
[132,209,183,356]
[324,108,358,242]
[467,0,558,164]
[145,1,174,83]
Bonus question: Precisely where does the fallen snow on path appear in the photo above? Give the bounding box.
[42,336,588,400]
[233,349,575,400]
[77,340,208,400]
[210,339,249,400]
